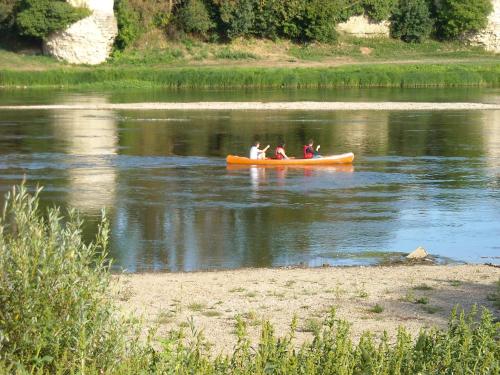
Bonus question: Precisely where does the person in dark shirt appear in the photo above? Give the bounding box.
[303,139,321,159]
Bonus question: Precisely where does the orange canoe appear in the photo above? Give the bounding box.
[226,153,354,166]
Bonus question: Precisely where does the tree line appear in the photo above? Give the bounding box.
[0,0,494,50]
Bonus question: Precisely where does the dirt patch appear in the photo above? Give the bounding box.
[360,47,373,55]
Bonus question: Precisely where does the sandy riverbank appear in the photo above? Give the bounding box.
[1,102,500,111]
[115,264,499,354]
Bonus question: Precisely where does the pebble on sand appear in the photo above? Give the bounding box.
[407,246,429,259]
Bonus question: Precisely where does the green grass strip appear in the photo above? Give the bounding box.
[1,63,499,88]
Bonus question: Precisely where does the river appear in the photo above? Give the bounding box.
[0,88,499,271]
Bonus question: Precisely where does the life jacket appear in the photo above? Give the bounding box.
[275,146,284,160]
[303,145,314,159]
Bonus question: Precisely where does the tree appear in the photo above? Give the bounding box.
[391,0,433,43]
[178,0,214,37]
[0,0,19,26]
[434,0,493,40]
[114,0,141,50]
[16,0,90,39]
[363,0,397,22]
[301,0,344,43]
[216,0,256,39]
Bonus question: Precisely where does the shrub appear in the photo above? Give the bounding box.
[15,0,90,39]
[178,0,215,37]
[213,0,353,42]
[0,185,144,372]
[391,0,433,43]
[213,47,257,59]
[301,0,340,43]
[127,0,177,30]
[216,0,256,39]
[114,0,142,50]
[253,0,285,39]
[363,0,397,22]
[434,0,493,40]
[0,0,18,27]
[114,0,180,50]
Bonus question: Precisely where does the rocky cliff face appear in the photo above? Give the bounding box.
[336,15,390,38]
[43,0,117,65]
[469,0,500,53]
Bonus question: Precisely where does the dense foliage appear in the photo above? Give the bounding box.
[110,0,495,49]
[178,0,214,38]
[114,0,142,50]
[0,185,145,372]
[391,0,433,43]
[0,0,18,27]
[15,0,90,39]
[1,0,495,48]
[434,0,493,40]
[0,184,498,373]
[362,0,397,22]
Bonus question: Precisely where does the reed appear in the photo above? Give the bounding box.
[1,63,499,89]
[0,184,498,374]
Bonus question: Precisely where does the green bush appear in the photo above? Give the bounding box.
[15,0,90,39]
[363,0,397,22]
[0,185,145,373]
[301,0,341,42]
[253,0,285,39]
[434,0,493,40]
[216,0,256,39]
[213,47,257,59]
[214,0,354,42]
[0,0,18,27]
[114,0,142,50]
[391,0,433,43]
[127,0,176,30]
[178,0,215,37]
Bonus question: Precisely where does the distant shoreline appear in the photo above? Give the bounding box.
[1,101,500,111]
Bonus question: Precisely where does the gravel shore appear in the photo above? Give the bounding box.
[115,264,499,354]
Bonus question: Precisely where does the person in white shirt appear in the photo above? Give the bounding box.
[249,141,270,160]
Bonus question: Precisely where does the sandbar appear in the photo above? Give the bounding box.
[1,101,500,111]
[115,264,499,354]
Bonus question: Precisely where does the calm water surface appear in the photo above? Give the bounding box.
[0,88,499,271]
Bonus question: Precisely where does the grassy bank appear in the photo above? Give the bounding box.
[1,184,499,373]
[1,63,500,89]
[1,37,499,89]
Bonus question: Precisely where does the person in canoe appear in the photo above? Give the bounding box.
[274,142,289,160]
[303,139,321,159]
[250,141,270,160]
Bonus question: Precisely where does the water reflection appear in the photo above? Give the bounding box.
[51,97,117,213]
[0,91,499,271]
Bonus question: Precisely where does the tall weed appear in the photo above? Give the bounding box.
[0,184,146,373]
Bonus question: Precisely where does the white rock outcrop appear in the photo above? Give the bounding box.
[336,15,390,38]
[469,0,500,53]
[43,0,117,65]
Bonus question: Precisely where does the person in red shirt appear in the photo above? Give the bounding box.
[274,142,289,160]
[303,139,321,159]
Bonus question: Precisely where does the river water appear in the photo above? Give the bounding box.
[0,88,499,271]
